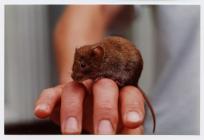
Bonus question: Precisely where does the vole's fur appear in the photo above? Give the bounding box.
[72,36,143,87]
[71,36,156,133]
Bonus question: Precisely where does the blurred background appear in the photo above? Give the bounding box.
[4,5,200,134]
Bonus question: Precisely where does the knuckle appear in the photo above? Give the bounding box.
[125,102,145,113]
[40,88,59,101]
[95,104,117,117]
[98,105,114,111]
[126,102,141,109]
[41,88,54,96]
[96,106,118,120]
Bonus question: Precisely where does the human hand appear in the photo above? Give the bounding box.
[34,78,145,134]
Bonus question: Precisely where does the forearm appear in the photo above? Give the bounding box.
[53,6,122,84]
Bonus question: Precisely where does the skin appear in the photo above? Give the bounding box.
[34,5,145,134]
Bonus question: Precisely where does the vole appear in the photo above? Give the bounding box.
[71,36,156,133]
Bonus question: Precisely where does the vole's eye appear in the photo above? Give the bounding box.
[80,62,86,68]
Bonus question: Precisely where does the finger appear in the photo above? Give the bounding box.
[34,85,63,118]
[121,125,144,135]
[120,86,145,128]
[60,81,86,134]
[93,78,119,134]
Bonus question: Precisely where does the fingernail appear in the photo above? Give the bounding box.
[63,117,78,133]
[35,104,49,112]
[126,111,140,123]
[98,120,113,134]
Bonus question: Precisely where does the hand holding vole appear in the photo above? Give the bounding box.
[72,36,156,133]
[34,6,152,135]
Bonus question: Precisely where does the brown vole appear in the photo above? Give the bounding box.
[71,36,156,133]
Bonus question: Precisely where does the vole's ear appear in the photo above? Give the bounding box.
[91,46,104,59]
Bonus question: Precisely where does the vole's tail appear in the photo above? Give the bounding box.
[138,86,156,133]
